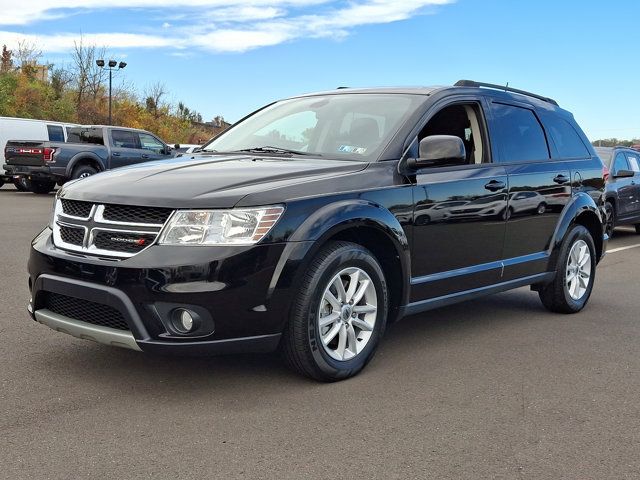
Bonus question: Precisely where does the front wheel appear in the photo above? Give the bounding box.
[281,241,388,381]
[539,225,596,314]
[604,201,615,237]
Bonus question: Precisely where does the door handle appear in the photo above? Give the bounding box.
[141,154,150,159]
[484,180,506,192]
[112,152,121,157]
[554,174,570,184]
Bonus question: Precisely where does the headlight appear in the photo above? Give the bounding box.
[158,206,284,246]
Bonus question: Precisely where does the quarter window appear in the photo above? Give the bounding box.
[491,104,549,163]
[541,114,590,158]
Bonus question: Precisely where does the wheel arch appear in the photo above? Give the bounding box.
[549,192,605,266]
[270,200,411,325]
[65,153,106,178]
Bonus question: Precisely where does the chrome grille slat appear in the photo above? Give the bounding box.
[52,199,173,259]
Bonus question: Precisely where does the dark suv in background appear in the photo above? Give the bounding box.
[595,146,640,235]
[28,81,607,381]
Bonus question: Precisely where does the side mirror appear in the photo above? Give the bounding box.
[164,146,173,155]
[614,169,635,178]
[406,135,466,170]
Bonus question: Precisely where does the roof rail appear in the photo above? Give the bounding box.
[454,80,559,106]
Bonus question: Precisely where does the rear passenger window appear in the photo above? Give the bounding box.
[112,130,139,149]
[541,115,589,158]
[47,125,64,142]
[491,103,549,163]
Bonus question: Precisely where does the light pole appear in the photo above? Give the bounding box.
[96,59,127,125]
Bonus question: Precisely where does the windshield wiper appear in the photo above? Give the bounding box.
[232,146,318,156]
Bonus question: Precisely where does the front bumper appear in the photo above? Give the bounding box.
[29,228,312,355]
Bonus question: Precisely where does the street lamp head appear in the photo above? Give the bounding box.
[96,59,105,67]
[108,60,117,68]
[119,61,127,69]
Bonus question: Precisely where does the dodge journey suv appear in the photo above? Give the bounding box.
[28,80,607,381]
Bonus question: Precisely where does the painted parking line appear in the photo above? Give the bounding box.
[607,243,640,254]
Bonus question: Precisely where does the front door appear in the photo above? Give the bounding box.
[410,101,507,302]
[611,151,635,217]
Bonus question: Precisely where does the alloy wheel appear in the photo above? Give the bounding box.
[317,267,377,361]
[565,239,591,300]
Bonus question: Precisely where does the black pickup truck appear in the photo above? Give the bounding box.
[3,126,175,193]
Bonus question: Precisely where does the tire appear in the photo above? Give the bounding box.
[0,180,4,188]
[538,224,596,314]
[503,207,513,221]
[537,202,547,215]
[30,180,56,194]
[13,177,30,192]
[281,241,388,381]
[72,165,98,180]
[635,224,640,235]
[604,201,615,237]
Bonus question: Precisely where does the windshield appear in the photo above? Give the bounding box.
[202,94,423,161]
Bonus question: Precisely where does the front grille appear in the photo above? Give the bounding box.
[59,225,84,246]
[61,199,92,218]
[43,292,129,331]
[103,204,173,225]
[53,200,173,258]
[94,231,157,253]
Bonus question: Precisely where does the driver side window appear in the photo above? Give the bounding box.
[417,103,486,164]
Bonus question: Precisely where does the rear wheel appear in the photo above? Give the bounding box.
[13,177,29,192]
[537,202,547,215]
[281,241,388,381]
[30,179,56,194]
[604,201,615,237]
[539,225,596,314]
[72,165,97,180]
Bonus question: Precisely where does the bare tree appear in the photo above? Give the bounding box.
[144,81,167,118]
[70,38,108,110]
[15,39,42,66]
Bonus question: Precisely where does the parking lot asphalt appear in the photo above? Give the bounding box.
[1,184,639,480]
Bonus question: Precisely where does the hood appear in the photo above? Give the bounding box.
[60,154,368,208]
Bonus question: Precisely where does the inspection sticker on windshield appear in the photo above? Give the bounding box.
[339,145,367,154]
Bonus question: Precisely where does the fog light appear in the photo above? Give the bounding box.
[180,310,194,331]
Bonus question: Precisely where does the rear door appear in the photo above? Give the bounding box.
[488,101,571,280]
[109,129,144,169]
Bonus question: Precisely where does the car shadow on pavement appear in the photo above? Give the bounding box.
[30,288,548,395]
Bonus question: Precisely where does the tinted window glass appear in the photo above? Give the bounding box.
[138,133,165,154]
[47,125,64,142]
[542,115,589,158]
[112,130,139,149]
[613,152,629,173]
[67,127,104,145]
[491,103,549,163]
[625,152,640,172]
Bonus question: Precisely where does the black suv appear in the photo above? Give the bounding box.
[28,81,607,381]
[594,146,640,235]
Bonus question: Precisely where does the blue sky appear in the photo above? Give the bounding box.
[0,0,638,140]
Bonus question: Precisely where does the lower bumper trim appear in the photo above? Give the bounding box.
[34,309,142,351]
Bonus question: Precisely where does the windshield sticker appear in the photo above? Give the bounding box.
[339,145,367,154]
